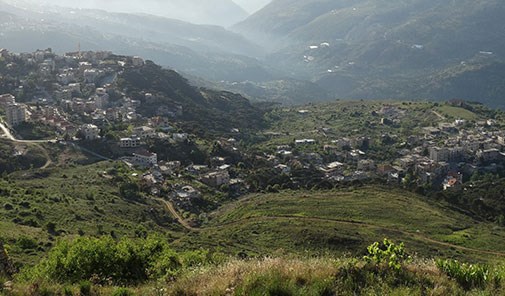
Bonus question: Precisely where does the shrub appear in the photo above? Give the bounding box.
[436,259,489,290]
[23,236,187,285]
[111,287,134,296]
[62,286,74,296]
[15,236,38,250]
[79,280,92,296]
[364,238,410,271]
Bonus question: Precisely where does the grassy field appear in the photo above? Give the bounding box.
[255,101,445,152]
[253,100,503,154]
[436,105,479,120]
[174,187,505,263]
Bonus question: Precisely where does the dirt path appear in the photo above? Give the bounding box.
[155,198,198,231]
[204,215,505,257]
[34,143,52,169]
[432,110,446,120]
[68,142,112,161]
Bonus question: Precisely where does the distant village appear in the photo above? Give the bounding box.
[276,104,505,192]
[1,49,505,211]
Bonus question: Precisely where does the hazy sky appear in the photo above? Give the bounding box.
[233,0,271,13]
[27,0,271,14]
[14,0,272,26]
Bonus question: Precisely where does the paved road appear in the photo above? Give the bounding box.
[0,121,53,169]
[0,121,57,143]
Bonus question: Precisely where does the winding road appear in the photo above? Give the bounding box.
[0,122,57,143]
[0,121,53,169]
[1,121,111,164]
[155,198,197,231]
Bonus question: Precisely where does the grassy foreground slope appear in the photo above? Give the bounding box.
[0,161,184,266]
[177,187,505,262]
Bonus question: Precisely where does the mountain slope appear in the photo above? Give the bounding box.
[118,60,266,135]
[232,0,272,14]
[0,0,274,82]
[234,0,505,106]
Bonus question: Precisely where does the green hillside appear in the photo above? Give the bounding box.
[6,187,505,295]
[118,61,266,136]
[171,187,505,263]
[0,161,184,266]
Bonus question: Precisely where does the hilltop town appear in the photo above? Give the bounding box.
[1,49,505,223]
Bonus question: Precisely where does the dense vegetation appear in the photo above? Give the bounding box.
[0,161,182,266]
[118,62,266,136]
[0,140,47,174]
[5,238,505,295]
[20,236,213,285]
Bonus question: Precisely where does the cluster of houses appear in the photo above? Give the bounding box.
[0,48,189,165]
[0,49,250,209]
[269,105,505,190]
[4,48,505,210]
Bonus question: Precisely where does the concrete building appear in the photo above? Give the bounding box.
[80,124,100,140]
[133,126,156,139]
[429,147,464,163]
[83,69,100,83]
[119,137,141,148]
[0,94,16,108]
[173,133,188,142]
[133,150,157,167]
[201,170,230,187]
[132,56,145,67]
[5,103,27,126]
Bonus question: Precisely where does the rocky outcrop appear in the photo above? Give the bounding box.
[0,241,15,276]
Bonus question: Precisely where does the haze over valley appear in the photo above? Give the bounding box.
[3,1,505,295]
[2,0,505,106]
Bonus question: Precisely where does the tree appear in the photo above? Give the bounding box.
[119,182,141,200]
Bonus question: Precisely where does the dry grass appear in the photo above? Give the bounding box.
[3,257,503,295]
[168,257,339,295]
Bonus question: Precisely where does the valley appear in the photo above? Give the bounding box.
[1,1,505,294]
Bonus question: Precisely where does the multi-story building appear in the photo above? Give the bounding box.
[133,150,157,167]
[80,124,100,140]
[201,171,230,187]
[133,126,156,139]
[5,103,27,126]
[119,137,141,148]
[0,94,16,108]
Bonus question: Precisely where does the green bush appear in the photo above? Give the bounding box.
[436,259,489,290]
[15,236,38,250]
[22,236,192,285]
[62,286,74,296]
[79,280,92,296]
[364,238,410,271]
[111,287,134,296]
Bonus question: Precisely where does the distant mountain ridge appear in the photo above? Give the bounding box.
[234,0,505,107]
[16,0,249,27]
[0,0,275,82]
